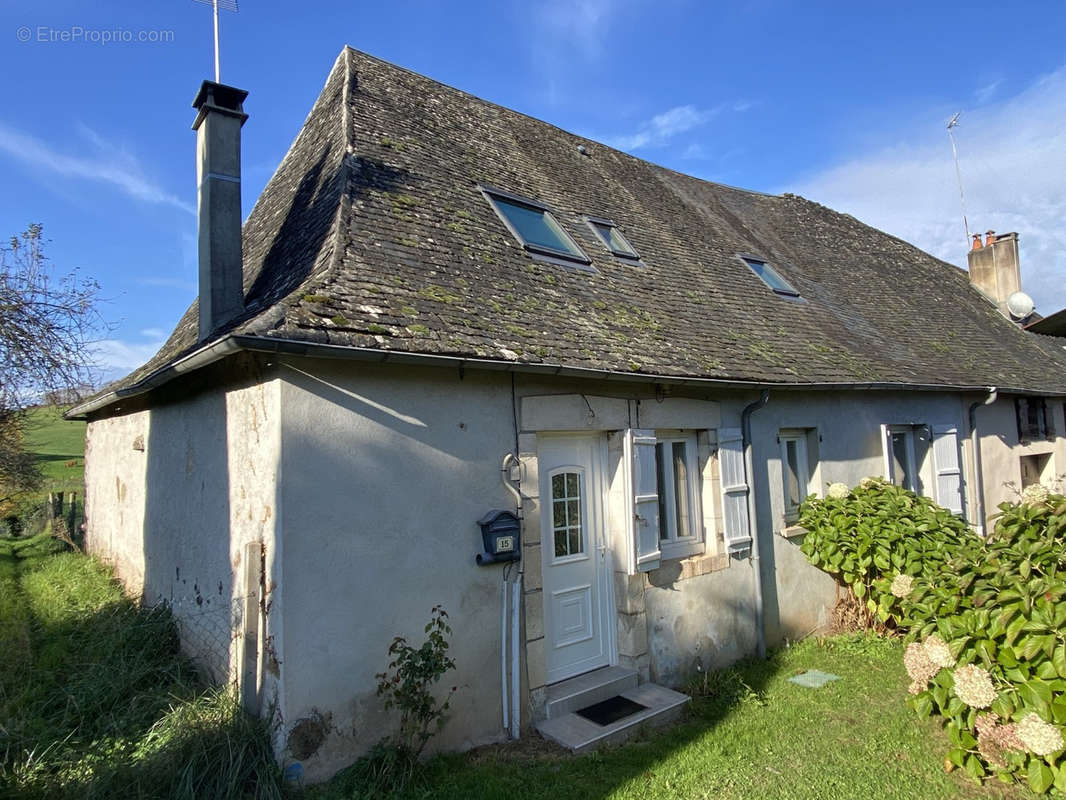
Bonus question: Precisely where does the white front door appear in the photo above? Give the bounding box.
[539,435,612,684]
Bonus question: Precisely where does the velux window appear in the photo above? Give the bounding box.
[586,217,640,260]
[654,433,702,559]
[481,187,591,267]
[741,256,800,298]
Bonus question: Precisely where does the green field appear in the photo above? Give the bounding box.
[22,405,87,494]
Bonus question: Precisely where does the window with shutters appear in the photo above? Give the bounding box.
[1016,398,1053,442]
[654,433,703,560]
[879,423,964,517]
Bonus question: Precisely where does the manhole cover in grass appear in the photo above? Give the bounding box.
[575,695,648,726]
[788,669,841,688]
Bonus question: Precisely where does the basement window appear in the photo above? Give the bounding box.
[740,256,800,298]
[481,187,591,268]
[586,216,640,260]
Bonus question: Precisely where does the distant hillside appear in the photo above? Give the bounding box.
[23,406,86,494]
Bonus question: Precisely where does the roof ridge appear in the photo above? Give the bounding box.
[339,45,783,202]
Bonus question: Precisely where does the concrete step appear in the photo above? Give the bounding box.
[544,665,638,719]
[535,682,690,754]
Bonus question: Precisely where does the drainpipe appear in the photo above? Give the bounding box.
[968,387,997,537]
[500,454,523,740]
[741,390,770,659]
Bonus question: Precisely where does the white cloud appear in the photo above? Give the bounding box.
[974,78,1003,104]
[92,331,166,373]
[535,0,623,60]
[786,65,1066,315]
[137,276,197,292]
[0,122,194,215]
[604,104,721,151]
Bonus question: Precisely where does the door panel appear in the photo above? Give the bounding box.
[539,435,611,684]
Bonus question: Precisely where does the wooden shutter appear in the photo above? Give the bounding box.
[879,423,895,484]
[718,427,751,552]
[624,429,661,574]
[931,425,964,515]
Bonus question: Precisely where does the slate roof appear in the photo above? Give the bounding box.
[102,47,1066,405]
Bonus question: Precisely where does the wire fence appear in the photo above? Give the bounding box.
[152,591,257,685]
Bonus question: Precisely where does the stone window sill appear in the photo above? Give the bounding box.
[779,525,808,540]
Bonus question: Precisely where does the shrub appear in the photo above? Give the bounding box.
[800,480,1066,794]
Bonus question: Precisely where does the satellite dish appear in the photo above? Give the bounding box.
[1007,291,1035,320]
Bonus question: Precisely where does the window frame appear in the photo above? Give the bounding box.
[737,253,802,299]
[479,185,593,270]
[885,425,920,493]
[1016,397,1053,442]
[779,430,812,525]
[653,432,703,560]
[584,215,642,262]
[547,466,590,565]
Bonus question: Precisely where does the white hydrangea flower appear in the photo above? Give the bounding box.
[903,641,938,694]
[922,634,955,669]
[859,476,883,488]
[1020,484,1050,506]
[1016,713,1064,756]
[951,664,996,709]
[890,574,914,598]
[826,482,850,500]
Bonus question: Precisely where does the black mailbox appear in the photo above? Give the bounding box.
[476,510,521,565]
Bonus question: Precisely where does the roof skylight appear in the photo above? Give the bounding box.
[586,217,640,260]
[481,187,590,267]
[741,256,800,298]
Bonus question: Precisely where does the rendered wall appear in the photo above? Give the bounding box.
[84,368,281,698]
[976,397,1066,531]
[274,360,518,782]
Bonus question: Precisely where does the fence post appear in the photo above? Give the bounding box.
[67,493,77,538]
[241,541,264,714]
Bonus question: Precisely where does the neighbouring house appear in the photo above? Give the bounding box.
[69,47,1066,781]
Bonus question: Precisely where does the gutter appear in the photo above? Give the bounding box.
[741,389,770,660]
[67,333,1066,419]
[968,387,998,536]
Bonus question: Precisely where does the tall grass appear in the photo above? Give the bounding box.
[0,533,284,799]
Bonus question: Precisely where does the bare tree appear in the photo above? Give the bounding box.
[0,224,101,503]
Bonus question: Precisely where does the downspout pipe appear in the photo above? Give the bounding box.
[741,389,770,660]
[500,453,523,740]
[968,387,997,536]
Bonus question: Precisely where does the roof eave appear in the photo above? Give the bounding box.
[66,334,1066,420]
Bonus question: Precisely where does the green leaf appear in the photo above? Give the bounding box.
[1028,760,1054,793]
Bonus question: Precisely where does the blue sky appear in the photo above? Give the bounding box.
[2,0,1064,381]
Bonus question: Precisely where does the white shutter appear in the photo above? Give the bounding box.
[879,423,894,483]
[718,427,751,552]
[931,424,964,515]
[624,428,661,574]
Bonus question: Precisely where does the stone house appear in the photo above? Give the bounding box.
[69,47,1066,781]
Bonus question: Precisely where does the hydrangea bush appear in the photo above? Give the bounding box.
[799,479,1066,794]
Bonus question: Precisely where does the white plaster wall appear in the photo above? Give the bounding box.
[275,360,518,782]
[84,409,150,594]
[976,398,1066,530]
[84,376,281,690]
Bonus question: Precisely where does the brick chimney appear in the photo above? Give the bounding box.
[192,81,248,341]
[967,230,1022,315]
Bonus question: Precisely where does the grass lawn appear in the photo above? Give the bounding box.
[0,532,281,799]
[0,528,1036,799]
[22,404,87,494]
[316,636,1033,800]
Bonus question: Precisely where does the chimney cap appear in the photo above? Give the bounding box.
[192,80,249,129]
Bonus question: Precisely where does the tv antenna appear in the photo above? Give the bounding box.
[946,111,970,248]
[192,0,239,83]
